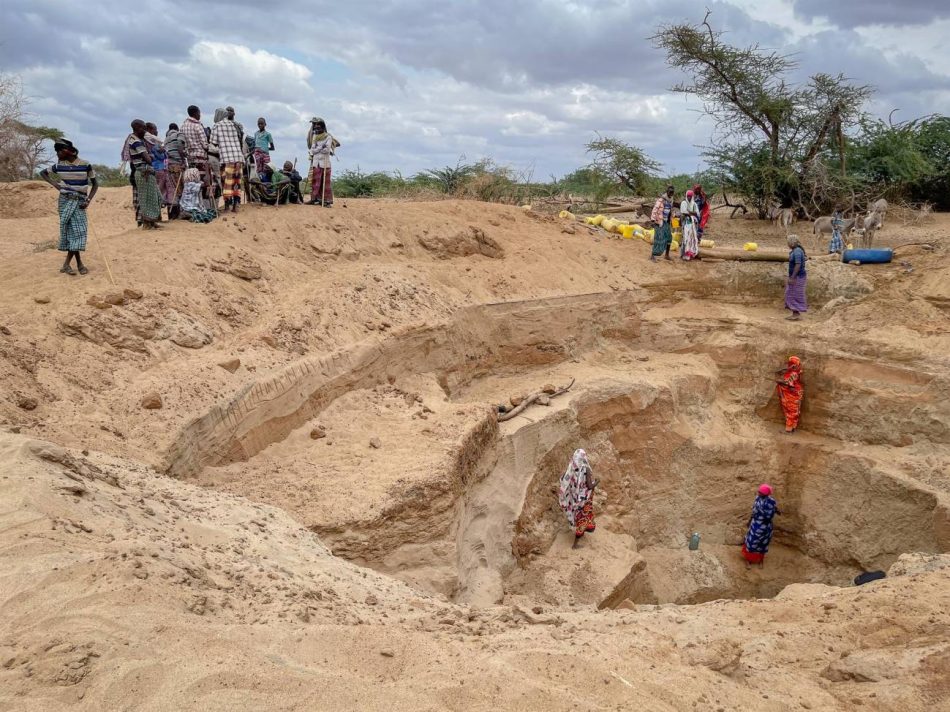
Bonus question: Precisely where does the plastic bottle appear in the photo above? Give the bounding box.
[688,532,701,551]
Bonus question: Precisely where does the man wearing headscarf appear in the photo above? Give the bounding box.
[210,106,246,212]
[307,117,340,206]
[39,138,98,275]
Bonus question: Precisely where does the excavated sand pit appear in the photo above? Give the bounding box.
[184,288,950,611]
[4,186,950,710]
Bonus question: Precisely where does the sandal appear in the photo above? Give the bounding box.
[61,266,76,275]
[78,266,88,275]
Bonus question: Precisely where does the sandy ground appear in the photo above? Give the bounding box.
[1,183,950,710]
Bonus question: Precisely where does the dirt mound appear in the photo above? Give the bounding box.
[1,184,949,710]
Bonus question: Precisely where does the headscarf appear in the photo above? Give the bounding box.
[787,234,801,248]
[558,449,592,526]
[311,121,328,142]
[787,355,801,371]
[758,483,772,496]
[183,167,200,183]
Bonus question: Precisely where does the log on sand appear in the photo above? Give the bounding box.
[698,248,788,262]
[698,248,841,263]
[497,379,575,422]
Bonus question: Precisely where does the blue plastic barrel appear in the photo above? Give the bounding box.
[842,248,893,264]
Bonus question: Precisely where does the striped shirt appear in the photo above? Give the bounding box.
[182,116,208,162]
[165,130,188,164]
[210,119,245,164]
[46,157,96,195]
[125,133,151,169]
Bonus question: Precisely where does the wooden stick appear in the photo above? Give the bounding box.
[498,378,575,422]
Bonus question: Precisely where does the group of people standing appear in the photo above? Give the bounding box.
[650,184,711,262]
[559,354,804,568]
[122,108,341,226]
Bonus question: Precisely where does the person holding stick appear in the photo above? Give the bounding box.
[307,117,340,206]
[165,123,188,219]
[39,138,98,275]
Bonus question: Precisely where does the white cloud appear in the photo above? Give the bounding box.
[4,0,948,179]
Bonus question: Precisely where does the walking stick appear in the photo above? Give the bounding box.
[321,154,329,207]
[87,214,117,287]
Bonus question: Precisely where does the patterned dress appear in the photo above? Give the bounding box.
[743,495,778,563]
[558,449,596,538]
[777,357,803,432]
[650,196,673,257]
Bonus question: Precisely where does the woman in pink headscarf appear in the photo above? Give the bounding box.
[742,484,781,565]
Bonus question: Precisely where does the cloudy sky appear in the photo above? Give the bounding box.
[4,0,950,178]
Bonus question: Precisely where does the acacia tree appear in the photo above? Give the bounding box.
[0,74,61,181]
[651,12,871,216]
[586,135,660,196]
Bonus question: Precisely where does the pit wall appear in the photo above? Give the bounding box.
[504,366,950,604]
[163,291,640,478]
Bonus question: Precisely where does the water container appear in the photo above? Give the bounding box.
[688,532,701,550]
[842,248,893,264]
[744,242,758,251]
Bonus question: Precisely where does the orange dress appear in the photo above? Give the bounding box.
[777,359,803,432]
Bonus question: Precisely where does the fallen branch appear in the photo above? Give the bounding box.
[497,378,575,422]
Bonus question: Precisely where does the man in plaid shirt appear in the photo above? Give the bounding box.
[182,105,210,195]
[210,106,246,212]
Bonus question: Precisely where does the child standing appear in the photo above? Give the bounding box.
[253,118,275,175]
[829,207,844,254]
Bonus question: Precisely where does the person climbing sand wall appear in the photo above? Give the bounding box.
[742,484,780,566]
[775,355,804,433]
[558,449,598,548]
